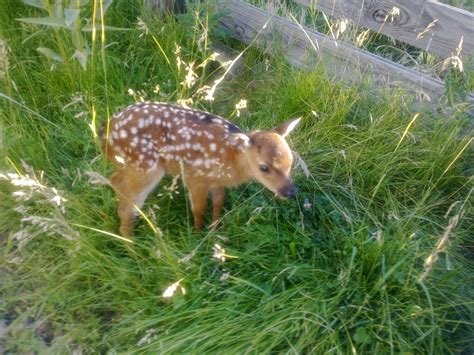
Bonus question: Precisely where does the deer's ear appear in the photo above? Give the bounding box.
[274,117,301,137]
[228,133,252,151]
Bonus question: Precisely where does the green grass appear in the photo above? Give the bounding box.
[1,0,473,353]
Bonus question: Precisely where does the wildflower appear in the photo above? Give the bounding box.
[212,244,238,262]
[220,271,230,281]
[162,281,179,298]
[209,52,220,61]
[137,329,157,346]
[137,89,147,102]
[153,84,160,94]
[198,52,220,69]
[335,19,349,39]
[127,88,135,96]
[178,249,197,263]
[213,244,226,262]
[196,85,210,97]
[174,43,182,72]
[164,174,180,195]
[303,198,312,211]
[50,188,67,206]
[137,17,149,38]
[339,149,347,160]
[181,62,197,89]
[235,99,247,117]
[220,59,233,68]
[177,98,193,109]
[162,279,185,298]
[203,84,217,102]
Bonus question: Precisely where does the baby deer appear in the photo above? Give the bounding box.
[100,102,300,237]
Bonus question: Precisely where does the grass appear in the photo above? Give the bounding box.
[1,0,473,353]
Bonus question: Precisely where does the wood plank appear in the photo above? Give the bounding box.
[293,0,474,59]
[217,0,474,107]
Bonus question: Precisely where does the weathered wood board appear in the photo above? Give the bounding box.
[294,0,474,59]
[218,0,474,106]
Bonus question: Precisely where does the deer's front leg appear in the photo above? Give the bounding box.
[187,183,209,230]
[210,187,225,228]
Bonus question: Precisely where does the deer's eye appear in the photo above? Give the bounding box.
[259,164,270,173]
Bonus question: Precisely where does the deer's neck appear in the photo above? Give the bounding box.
[225,149,253,186]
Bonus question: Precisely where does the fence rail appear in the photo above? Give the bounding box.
[294,0,474,59]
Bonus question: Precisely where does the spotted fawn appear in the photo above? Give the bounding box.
[100,102,300,237]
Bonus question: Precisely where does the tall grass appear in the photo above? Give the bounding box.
[1,0,473,353]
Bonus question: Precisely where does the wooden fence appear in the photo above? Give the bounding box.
[217,0,473,107]
[293,0,473,59]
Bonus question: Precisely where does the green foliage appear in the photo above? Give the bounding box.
[17,0,127,70]
[0,0,473,353]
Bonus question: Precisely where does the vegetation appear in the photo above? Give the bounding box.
[0,0,472,353]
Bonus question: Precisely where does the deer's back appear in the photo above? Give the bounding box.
[101,102,242,179]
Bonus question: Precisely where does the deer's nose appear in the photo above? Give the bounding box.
[280,185,298,198]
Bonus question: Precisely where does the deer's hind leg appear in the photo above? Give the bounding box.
[109,165,165,237]
[210,187,225,228]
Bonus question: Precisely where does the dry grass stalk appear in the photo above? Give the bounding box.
[418,188,472,283]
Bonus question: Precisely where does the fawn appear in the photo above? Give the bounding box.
[100,102,300,237]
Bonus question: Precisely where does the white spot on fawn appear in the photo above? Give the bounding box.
[115,155,125,164]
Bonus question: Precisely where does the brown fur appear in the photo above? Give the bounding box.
[101,102,300,236]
